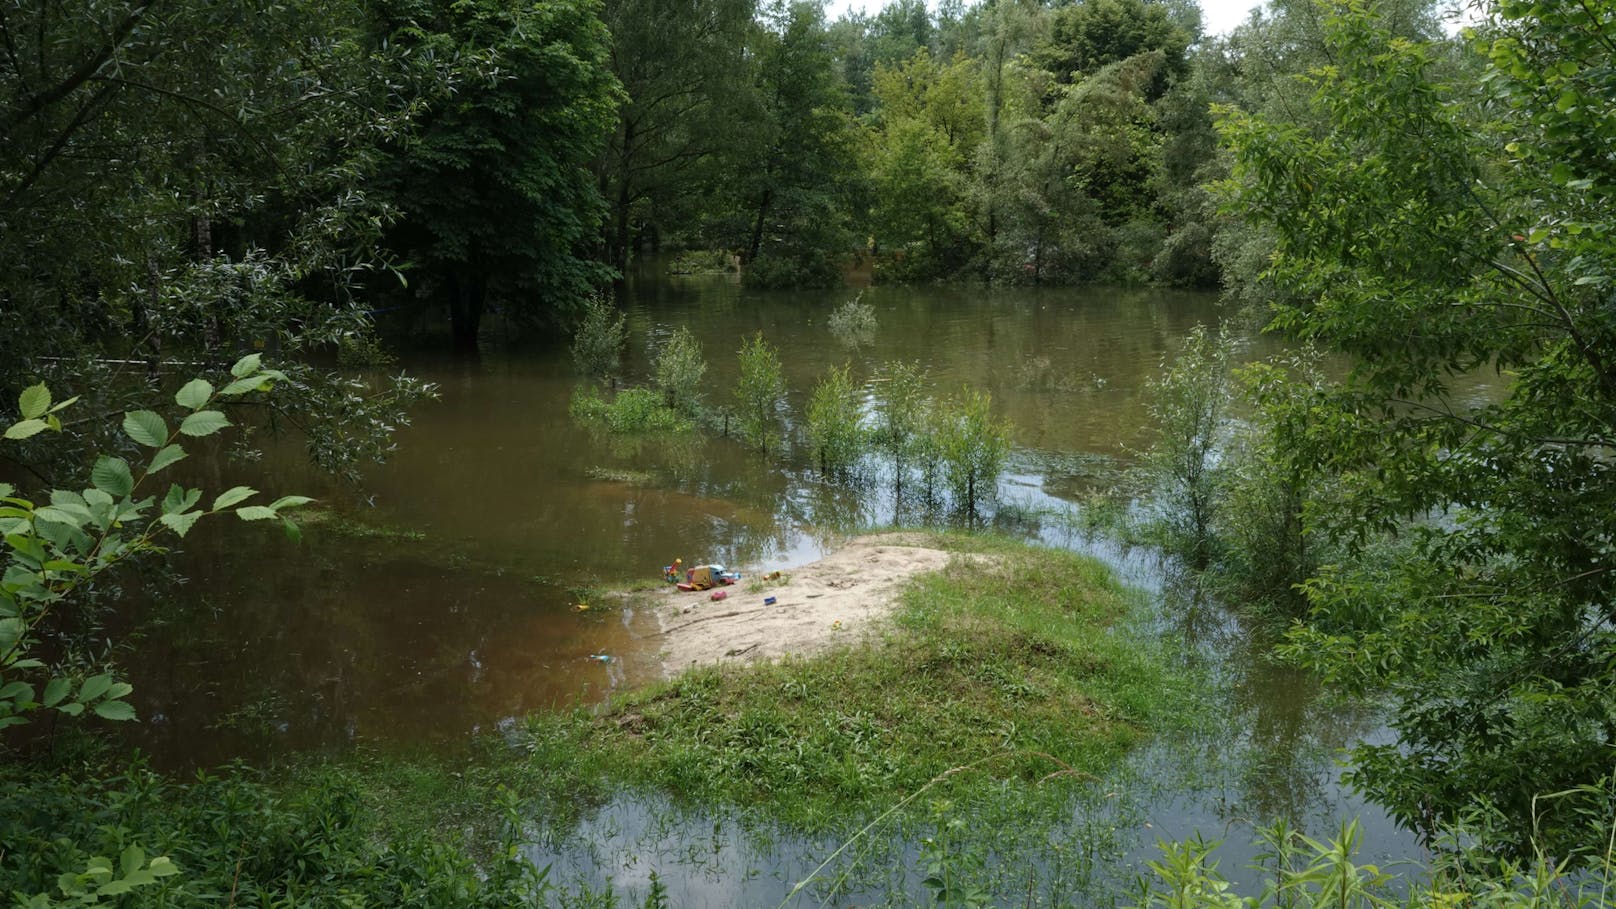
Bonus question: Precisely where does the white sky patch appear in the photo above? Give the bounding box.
[822,0,1267,36]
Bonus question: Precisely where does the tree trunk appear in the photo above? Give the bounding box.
[747,188,773,263]
[446,269,485,354]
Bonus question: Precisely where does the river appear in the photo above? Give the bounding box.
[111,267,1448,904]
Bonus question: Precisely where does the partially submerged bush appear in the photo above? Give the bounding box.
[934,388,1012,517]
[571,294,627,384]
[734,332,787,454]
[827,293,877,343]
[651,326,707,417]
[874,361,930,488]
[805,363,867,477]
[1140,323,1234,566]
[571,386,686,434]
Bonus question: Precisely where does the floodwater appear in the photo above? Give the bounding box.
[106,264,1489,902]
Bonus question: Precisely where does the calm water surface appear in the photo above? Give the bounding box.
[111,270,1458,901]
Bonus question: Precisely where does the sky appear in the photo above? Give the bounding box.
[823,0,1269,37]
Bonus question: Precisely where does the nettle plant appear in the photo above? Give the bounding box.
[0,354,311,734]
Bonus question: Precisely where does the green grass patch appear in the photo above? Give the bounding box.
[518,535,1193,831]
[570,386,689,434]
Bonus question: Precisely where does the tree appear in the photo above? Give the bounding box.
[375,0,621,350]
[595,0,756,271]
[1220,1,1616,856]
[0,0,430,479]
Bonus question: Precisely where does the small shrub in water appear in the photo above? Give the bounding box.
[828,293,877,342]
[571,294,627,383]
[1141,323,1234,566]
[652,325,706,417]
[735,332,786,454]
[571,386,686,434]
[875,361,930,490]
[805,363,866,477]
[934,388,1012,517]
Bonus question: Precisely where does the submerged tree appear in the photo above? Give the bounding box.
[734,332,787,454]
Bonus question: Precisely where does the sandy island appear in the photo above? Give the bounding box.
[632,533,960,677]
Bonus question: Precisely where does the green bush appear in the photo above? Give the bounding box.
[933,389,1012,517]
[827,293,877,342]
[1140,324,1234,566]
[874,361,930,491]
[651,325,707,417]
[571,386,686,434]
[571,294,627,384]
[805,363,866,477]
[734,332,787,453]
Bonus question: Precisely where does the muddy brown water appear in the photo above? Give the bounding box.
[102,268,1494,899]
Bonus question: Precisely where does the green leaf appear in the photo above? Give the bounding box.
[0,680,34,703]
[122,410,168,448]
[42,677,70,707]
[120,845,145,877]
[47,395,79,415]
[231,354,262,378]
[178,410,231,437]
[18,384,49,420]
[79,673,112,702]
[175,378,214,410]
[106,682,132,699]
[269,495,314,511]
[148,445,188,475]
[58,702,84,717]
[235,506,277,521]
[4,419,48,440]
[159,511,203,538]
[281,517,303,544]
[91,457,134,498]
[220,375,271,396]
[95,700,136,721]
[212,486,257,510]
[149,857,179,877]
[31,506,85,528]
[98,879,133,896]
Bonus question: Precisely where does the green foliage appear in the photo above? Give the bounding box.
[0,358,309,736]
[571,387,688,434]
[0,763,551,907]
[651,326,708,417]
[933,388,1012,517]
[805,363,867,477]
[375,0,622,348]
[826,293,878,342]
[1140,324,1234,565]
[734,332,787,454]
[874,360,930,484]
[572,294,629,384]
[1217,0,1616,853]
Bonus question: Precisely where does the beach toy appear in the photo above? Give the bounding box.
[763,596,777,606]
[710,590,728,601]
[589,654,612,663]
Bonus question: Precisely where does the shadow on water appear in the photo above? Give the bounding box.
[102,267,1432,902]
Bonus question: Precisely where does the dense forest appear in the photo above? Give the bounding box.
[5,0,1616,904]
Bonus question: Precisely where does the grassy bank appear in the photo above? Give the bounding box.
[516,533,1195,831]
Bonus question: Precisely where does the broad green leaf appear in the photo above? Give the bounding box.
[149,857,179,877]
[212,486,257,510]
[175,378,213,410]
[148,445,187,475]
[230,353,262,378]
[42,677,71,707]
[235,505,277,521]
[58,702,84,716]
[281,517,302,544]
[98,880,132,896]
[120,845,145,877]
[79,673,112,702]
[122,410,168,448]
[47,395,79,414]
[159,511,203,538]
[3,419,48,440]
[91,457,134,498]
[31,506,85,528]
[106,682,133,699]
[269,495,314,511]
[220,375,270,396]
[0,680,34,702]
[178,410,230,437]
[18,384,49,420]
[0,483,11,497]
[95,700,137,721]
